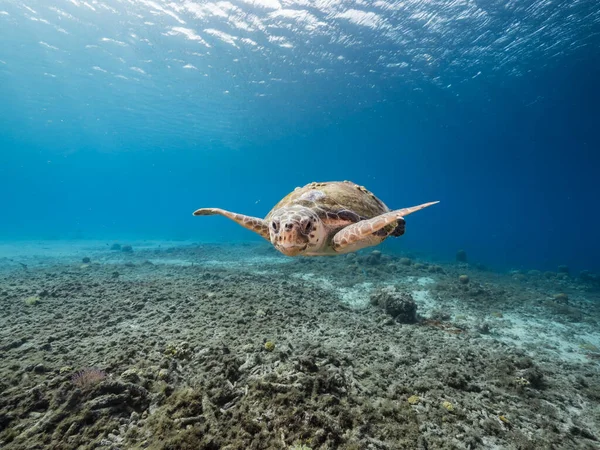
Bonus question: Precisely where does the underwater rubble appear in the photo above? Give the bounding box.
[0,242,599,449]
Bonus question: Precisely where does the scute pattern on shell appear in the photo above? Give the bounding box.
[265,181,390,224]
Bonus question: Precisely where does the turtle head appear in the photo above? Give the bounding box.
[268,206,325,256]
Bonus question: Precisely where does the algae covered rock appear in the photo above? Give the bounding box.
[365,250,381,266]
[23,296,41,306]
[554,293,569,304]
[264,341,275,352]
[370,286,417,323]
[164,341,193,360]
[120,369,140,383]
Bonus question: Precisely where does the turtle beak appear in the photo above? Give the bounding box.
[276,242,307,257]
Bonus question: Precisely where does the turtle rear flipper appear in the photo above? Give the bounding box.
[390,218,406,237]
[193,208,270,241]
[332,201,439,252]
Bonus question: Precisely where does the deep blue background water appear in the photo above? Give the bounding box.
[0,0,598,273]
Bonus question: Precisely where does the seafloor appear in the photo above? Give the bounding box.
[0,241,599,450]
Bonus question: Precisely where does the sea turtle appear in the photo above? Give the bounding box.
[193,181,438,257]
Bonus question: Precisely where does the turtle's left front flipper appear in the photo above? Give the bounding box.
[193,208,270,241]
[332,201,439,252]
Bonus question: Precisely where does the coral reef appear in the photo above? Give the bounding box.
[0,242,599,449]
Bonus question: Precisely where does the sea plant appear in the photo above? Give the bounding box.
[71,368,107,389]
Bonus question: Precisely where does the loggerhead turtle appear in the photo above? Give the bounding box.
[193,181,438,257]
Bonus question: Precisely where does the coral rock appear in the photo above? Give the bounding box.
[370,286,417,323]
[558,265,570,275]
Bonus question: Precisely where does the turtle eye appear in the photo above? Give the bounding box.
[271,221,279,232]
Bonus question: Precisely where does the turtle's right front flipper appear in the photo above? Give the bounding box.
[193,208,270,241]
[332,201,439,252]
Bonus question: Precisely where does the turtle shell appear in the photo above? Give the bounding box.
[265,181,390,225]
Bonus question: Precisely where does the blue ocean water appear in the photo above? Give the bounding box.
[0,0,598,272]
